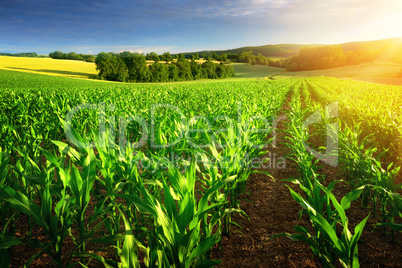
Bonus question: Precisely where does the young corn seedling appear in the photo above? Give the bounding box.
[274,182,369,268]
[0,159,74,267]
[0,212,21,268]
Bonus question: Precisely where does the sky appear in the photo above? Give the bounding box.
[1,0,402,55]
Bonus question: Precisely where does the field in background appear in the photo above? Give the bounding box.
[276,61,402,83]
[230,63,284,80]
[0,56,283,82]
[2,56,402,84]
[0,55,97,79]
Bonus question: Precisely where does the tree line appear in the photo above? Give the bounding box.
[0,52,39,57]
[281,45,380,71]
[228,51,270,66]
[95,51,235,82]
[49,51,96,62]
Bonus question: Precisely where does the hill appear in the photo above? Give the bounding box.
[191,44,302,58]
[0,55,98,79]
[184,37,402,59]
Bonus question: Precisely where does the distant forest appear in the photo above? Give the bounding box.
[190,44,301,58]
[187,37,402,71]
[282,45,380,71]
[0,52,40,57]
[49,51,95,62]
[94,52,235,82]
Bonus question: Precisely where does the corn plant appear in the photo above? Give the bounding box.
[274,182,369,268]
[0,170,74,266]
[0,212,21,268]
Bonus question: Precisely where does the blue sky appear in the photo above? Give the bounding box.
[1,0,402,55]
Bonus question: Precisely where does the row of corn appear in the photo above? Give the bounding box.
[306,78,402,238]
[274,82,369,268]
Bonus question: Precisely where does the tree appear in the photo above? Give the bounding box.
[146,52,160,62]
[168,64,179,81]
[201,60,217,79]
[93,50,235,83]
[219,53,228,63]
[256,53,268,65]
[216,64,224,78]
[149,62,169,82]
[161,52,173,62]
[49,51,64,59]
[67,52,83,61]
[121,53,151,82]
[249,54,258,65]
[176,58,193,80]
[190,60,202,79]
[238,51,254,63]
[95,52,128,82]
[289,45,346,71]
[83,55,95,62]
[288,62,298,71]
[202,54,210,61]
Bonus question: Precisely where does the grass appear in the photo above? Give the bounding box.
[276,61,402,80]
[230,63,285,80]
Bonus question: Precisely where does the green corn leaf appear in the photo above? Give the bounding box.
[0,237,22,250]
[270,232,317,249]
[163,179,177,220]
[0,185,49,234]
[118,207,140,268]
[70,164,83,203]
[317,183,347,224]
[51,140,81,162]
[375,222,402,232]
[72,253,116,268]
[348,214,369,267]
[91,234,125,244]
[287,186,316,215]
[0,250,10,268]
[340,187,364,211]
[186,235,217,267]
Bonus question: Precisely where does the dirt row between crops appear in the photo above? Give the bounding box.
[211,91,402,267]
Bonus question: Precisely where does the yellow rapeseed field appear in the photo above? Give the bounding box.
[0,56,97,79]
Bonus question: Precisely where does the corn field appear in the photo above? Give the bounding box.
[1,70,402,267]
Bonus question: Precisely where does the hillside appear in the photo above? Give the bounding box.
[0,55,97,79]
[191,44,302,58]
[185,37,402,59]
